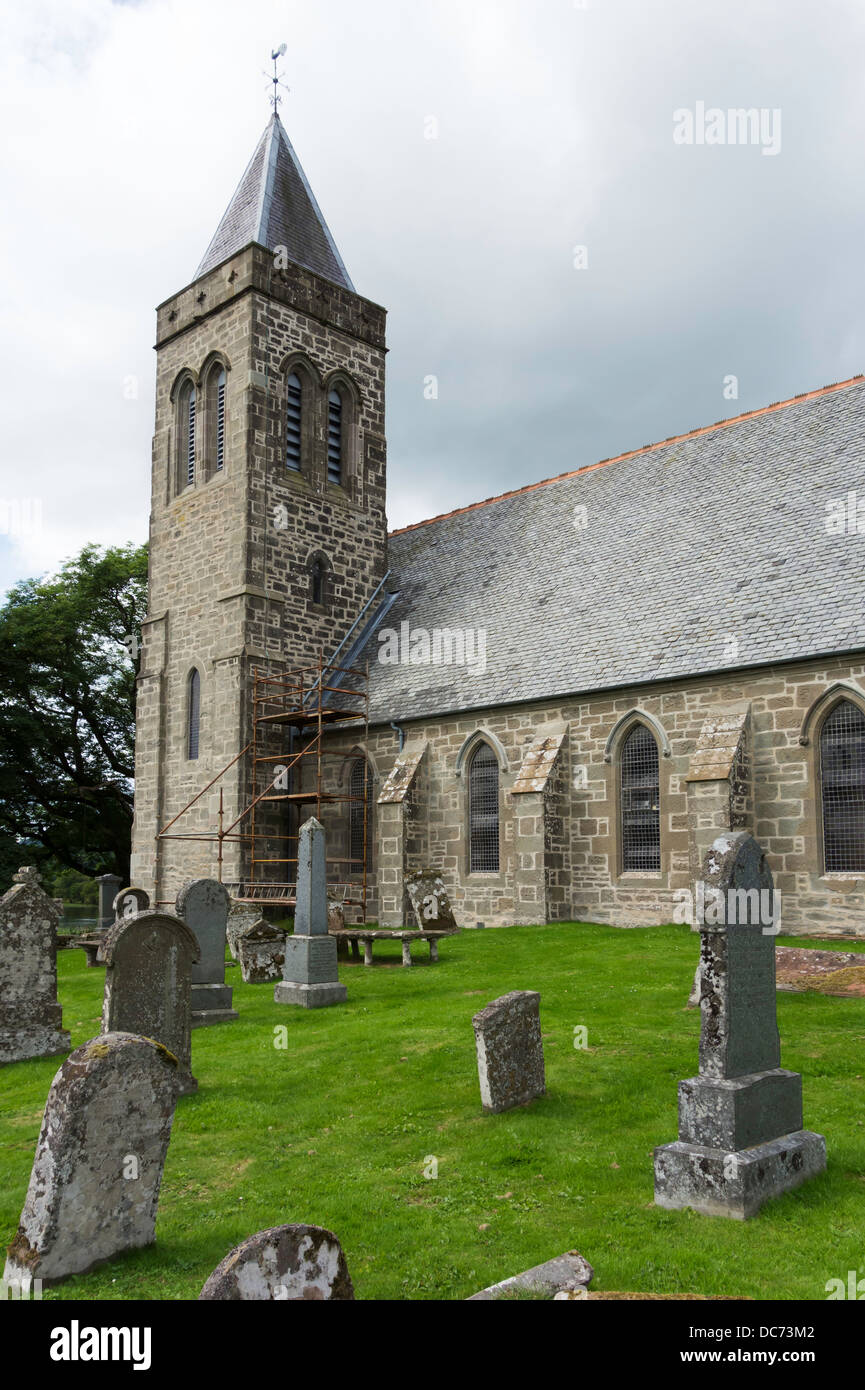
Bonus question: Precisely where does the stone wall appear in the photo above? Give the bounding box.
[348,654,865,935]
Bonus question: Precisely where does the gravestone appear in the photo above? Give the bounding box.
[113,886,150,922]
[472,990,545,1114]
[96,873,123,931]
[406,868,458,931]
[176,880,238,1027]
[654,831,826,1219]
[101,910,200,1095]
[227,901,261,961]
[0,866,70,1064]
[4,1033,179,1285]
[199,1225,354,1300]
[275,819,347,1009]
[237,920,286,984]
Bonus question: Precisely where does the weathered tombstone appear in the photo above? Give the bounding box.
[237,919,286,984]
[687,961,701,1009]
[199,1225,354,1301]
[654,831,827,1219]
[275,819,347,1009]
[227,901,261,961]
[472,990,546,1114]
[176,880,238,1027]
[3,1033,179,1286]
[101,910,200,1095]
[113,886,150,922]
[406,868,458,931]
[0,866,70,1064]
[96,873,123,931]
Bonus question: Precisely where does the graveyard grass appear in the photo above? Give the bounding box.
[2,924,864,1302]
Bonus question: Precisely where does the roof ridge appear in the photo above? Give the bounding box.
[388,374,865,538]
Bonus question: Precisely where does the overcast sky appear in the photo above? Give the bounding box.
[1,0,864,595]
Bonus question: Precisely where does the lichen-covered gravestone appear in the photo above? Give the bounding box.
[3,1033,179,1285]
[101,910,200,1096]
[198,1225,354,1300]
[472,990,546,1114]
[0,866,70,1064]
[275,819,347,1009]
[176,880,238,1027]
[654,831,826,1219]
[406,868,458,931]
[227,901,261,961]
[237,919,286,984]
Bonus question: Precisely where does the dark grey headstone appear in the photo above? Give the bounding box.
[0,866,70,1064]
[199,1225,354,1300]
[176,880,238,1027]
[96,874,123,931]
[406,869,458,931]
[654,832,826,1219]
[101,910,200,1095]
[295,817,327,936]
[3,1033,179,1285]
[472,990,545,1114]
[113,887,150,923]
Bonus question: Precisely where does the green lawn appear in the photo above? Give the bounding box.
[2,923,864,1301]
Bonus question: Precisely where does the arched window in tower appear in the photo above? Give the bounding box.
[327,388,343,486]
[215,368,226,472]
[621,724,660,872]
[469,742,500,873]
[181,381,196,488]
[187,669,201,761]
[349,759,373,873]
[820,699,865,873]
[286,372,303,470]
[311,557,325,607]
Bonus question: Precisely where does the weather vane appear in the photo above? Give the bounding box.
[265,43,289,114]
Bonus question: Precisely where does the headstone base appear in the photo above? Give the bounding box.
[0,1025,71,1065]
[654,1129,826,1220]
[190,983,238,1029]
[678,1068,803,1151]
[273,981,348,1010]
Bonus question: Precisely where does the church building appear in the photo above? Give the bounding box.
[130,110,865,937]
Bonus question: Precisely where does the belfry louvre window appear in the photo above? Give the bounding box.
[187,669,201,761]
[621,725,660,872]
[469,743,500,873]
[286,373,302,470]
[327,389,343,485]
[183,384,196,487]
[349,760,372,872]
[215,370,226,472]
[820,700,865,873]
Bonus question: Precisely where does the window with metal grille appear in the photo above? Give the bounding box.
[216,369,225,471]
[185,385,196,487]
[621,724,660,872]
[821,699,865,873]
[327,389,343,485]
[469,743,500,873]
[286,372,302,470]
[349,760,372,872]
[187,669,201,761]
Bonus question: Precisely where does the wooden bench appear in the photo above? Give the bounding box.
[330,928,459,967]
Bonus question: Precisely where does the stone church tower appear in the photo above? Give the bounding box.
[130,113,388,904]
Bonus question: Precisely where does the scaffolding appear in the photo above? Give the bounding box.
[157,652,371,918]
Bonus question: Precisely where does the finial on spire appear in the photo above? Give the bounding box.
[265,43,289,116]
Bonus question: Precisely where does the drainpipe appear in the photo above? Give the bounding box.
[390,722,405,753]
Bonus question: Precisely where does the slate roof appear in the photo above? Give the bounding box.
[195,114,354,289]
[362,376,865,727]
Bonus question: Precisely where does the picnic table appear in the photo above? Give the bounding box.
[330,927,459,967]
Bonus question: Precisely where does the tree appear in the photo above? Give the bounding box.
[0,542,147,884]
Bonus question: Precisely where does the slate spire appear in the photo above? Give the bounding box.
[195,113,355,290]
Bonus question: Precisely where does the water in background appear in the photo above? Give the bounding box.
[60,904,99,935]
